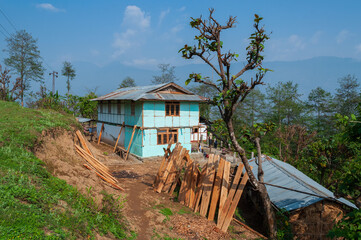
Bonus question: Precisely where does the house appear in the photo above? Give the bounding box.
[92,82,206,158]
[191,123,207,142]
[239,155,357,239]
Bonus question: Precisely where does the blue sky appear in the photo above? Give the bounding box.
[1,0,361,96]
[1,1,361,69]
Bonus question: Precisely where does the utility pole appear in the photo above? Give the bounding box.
[49,71,58,93]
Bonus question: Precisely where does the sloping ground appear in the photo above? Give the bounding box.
[93,142,261,240]
[0,101,134,239]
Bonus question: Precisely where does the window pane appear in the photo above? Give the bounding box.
[171,104,174,115]
[175,104,179,116]
[174,134,178,143]
[163,134,167,144]
[157,134,162,145]
[165,104,169,116]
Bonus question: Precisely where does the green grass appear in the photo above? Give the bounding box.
[0,101,135,239]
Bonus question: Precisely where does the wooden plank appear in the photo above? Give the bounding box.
[156,143,180,193]
[75,144,111,173]
[193,165,207,212]
[184,161,195,205]
[76,130,94,157]
[154,136,175,188]
[199,154,217,217]
[97,123,104,145]
[218,160,231,224]
[163,146,184,192]
[84,164,125,191]
[221,170,250,232]
[232,218,267,239]
[178,151,192,204]
[169,150,188,195]
[188,163,199,207]
[208,157,225,221]
[124,125,137,161]
[217,163,244,228]
[113,122,124,152]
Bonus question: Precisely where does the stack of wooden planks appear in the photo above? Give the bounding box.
[153,143,250,233]
[75,130,124,191]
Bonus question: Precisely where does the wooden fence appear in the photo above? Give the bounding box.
[154,142,250,232]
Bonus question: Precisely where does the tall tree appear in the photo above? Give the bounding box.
[179,10,276,237]
[236,89,266,126]
[266,81,304,126]
[61,61,76,95]
[119,76,136,88]
[307,87,335,135]
[335,74,360,116]
[4,30,44,106]
[152,63,178,84]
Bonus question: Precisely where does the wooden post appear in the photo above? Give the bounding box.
[113,122,125,152]
[208,157,225,221]
[97,123,104,145]
[124,125,137,161]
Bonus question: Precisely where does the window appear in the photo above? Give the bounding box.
[108,101,111,114]
[157,128,178,145]
[165,102,180,116]
[192,127,199,133]
[131,101,135,116]
[117,101,121,114]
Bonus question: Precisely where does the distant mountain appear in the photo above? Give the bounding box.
[47,56,361,98]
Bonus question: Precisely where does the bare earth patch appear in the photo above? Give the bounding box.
[35,130,260,239]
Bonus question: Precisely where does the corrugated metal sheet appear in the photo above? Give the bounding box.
[92,82,207,102]
[247,156,357,211]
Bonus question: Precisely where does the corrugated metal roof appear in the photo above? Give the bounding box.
[247,156,357,211]
[91,82,207,102]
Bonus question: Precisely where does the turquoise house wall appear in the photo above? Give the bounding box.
[97,100,199,158]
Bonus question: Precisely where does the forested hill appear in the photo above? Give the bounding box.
[55,56,361,97]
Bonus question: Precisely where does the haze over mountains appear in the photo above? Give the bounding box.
[53,56,361,98]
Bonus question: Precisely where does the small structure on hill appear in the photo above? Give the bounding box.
[240,155,357,239]
[190,123,207,143]
[92,82,206,158]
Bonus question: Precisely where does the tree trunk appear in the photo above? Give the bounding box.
[255,137,277,238]
[226,119,277,238]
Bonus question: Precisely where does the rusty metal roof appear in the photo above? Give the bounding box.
[247,156,357,211]
[92,82,207,102]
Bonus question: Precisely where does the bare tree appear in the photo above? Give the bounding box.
[152,64,178,84]
[0,65,22,101]
[179,9,276,237]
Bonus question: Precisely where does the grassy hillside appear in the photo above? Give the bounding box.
[0,101,135,239]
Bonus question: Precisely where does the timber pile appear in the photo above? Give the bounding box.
[75,130,124,191]
[153,143,251,233]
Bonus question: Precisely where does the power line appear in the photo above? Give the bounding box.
[0,28,7,38]
[0,7,17,31]
[0,7,55,74]
[0,22,11,37]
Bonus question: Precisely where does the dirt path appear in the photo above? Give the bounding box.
[87,141,262,240]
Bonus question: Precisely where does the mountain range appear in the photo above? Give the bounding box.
[48,56,361,98]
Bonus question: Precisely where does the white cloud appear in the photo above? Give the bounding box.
[178,6,186,12]
[123,58,158,67]
[122,5,150,29]
[336,30,349,44]
[288,34,305,50]
[310,31,322,44]
[112,6,151,58]
[159,9,170,25]
[36,3,64,12]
